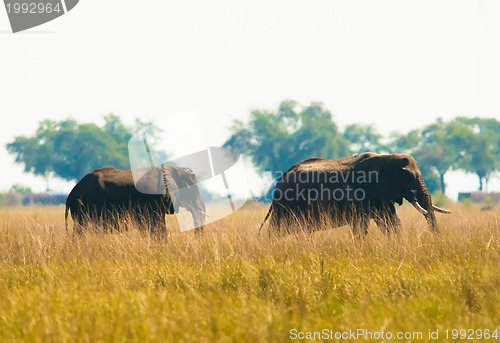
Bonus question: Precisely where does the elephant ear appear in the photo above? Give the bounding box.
[350,155,409,202]
[167,167,198,190]
[388,155,410,170]
[161,166,181,212]
[135,166,164,195]
[163,166,200,212]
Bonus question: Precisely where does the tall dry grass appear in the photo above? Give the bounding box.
[0,204,498,342]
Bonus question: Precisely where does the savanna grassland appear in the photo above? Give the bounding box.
[0,204,499,342]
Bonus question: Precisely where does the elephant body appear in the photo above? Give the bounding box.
[261,152,450,237]
[65,165,206,235]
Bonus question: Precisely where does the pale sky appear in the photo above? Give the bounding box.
[1,0,499,199]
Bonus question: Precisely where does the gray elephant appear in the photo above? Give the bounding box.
[259,152,450,237]
[65,165,206,235]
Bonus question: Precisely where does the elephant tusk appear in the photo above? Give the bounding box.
[432,205,451,214]
[411,201,428,215]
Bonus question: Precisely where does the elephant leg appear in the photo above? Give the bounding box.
[347,203,369,239]
[268,214,282,237]
[387,212,402,234]
[375,204,401,236]
[150,212,167,239]
[73,214,85,236]
[111,216,121,233]
[102,211,111,233]
[374,216,401,235]
[71,205,91,235]
[76,208,97,235]
[374,215,389,235]
[351,211,369,239]
[351,219,368,239]
[268,206,286,236]
[384,203,401,235]
[102,210,114,233]
[134,207,152,232]
[108,206,124,233]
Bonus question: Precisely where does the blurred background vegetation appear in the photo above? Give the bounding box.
[4,100,500,203]
[224,100,500,198]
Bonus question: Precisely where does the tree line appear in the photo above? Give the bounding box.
[6,101,500,196]
[223,100,500,196]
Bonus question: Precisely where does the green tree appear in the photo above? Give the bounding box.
[6,119,61,190]
[452,117,500,191]
[343,124,383,154]
[224,100,350,196]
[7,115,157,187]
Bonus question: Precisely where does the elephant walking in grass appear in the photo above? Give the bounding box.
[259,152,450,238]
[65,165,206,236]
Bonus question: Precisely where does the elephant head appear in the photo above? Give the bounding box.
[134,165,206,230]
[351,153,450,231]
[135,166,176,214]
[162,165,206,230]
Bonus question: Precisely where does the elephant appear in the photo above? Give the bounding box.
[259,152,450,237]
[65,165,206,235]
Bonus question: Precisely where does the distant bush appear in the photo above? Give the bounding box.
[460,197,473,207]
[8,184,33,195]
[0,193,8,208]
[484,196,495,207]
[0,193,66,207]
[431,191,453,207]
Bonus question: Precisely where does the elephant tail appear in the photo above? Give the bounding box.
[65,198,70,234]
[258,203,274,235]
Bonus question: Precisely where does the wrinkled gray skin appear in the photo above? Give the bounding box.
[260,152,450,238]
[65,165,206,236]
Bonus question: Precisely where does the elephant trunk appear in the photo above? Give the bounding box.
[415,174,438,232]
[181,186,206,232]
[190,199,206,231]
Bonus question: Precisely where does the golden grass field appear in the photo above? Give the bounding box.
[0,204,499,342]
